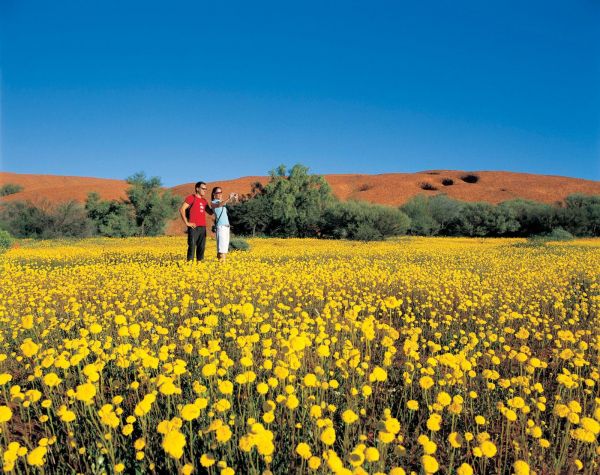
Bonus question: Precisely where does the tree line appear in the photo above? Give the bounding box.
[1,165,598,241]
[228,165,599,240]
[0,173,178,239]
[400,193,599,238]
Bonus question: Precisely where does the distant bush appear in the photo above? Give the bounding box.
[229,237,250,251]
[85,173,179,237]
[351,223,383,241]
[401,195,440,236]
[0,229,13,252]
[458,201,520,237]
[0,200,93,238]
[539,228,574,242]
[419,182,437,191]
[461,174,480,184]
[125,172,180,236]
[498,199,555,236]
[427,194,466,235]
[85,193,137,237]
[556,194,600,237]
[320,200,410,241]
[400,193,599,238]
[0,183,23,196]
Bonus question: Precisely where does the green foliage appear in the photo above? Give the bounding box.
[228,165,333,237]
[85,173,179,237]
[458,201,520,237]
[0,200,93,238]
[85,193,137,237]
[320,200,410,241]
[536,227,575,242]
[125,172,180,236]
[0,201,46,237]
[400,195,440,235]
[557,194,600,236]
[0,172,179,239]
[227,183,271,236]
[0,229,13,252]
[0,183,23,196]
[229,237,250,251]
[417,193,600,238]
[402,195,561,237]
[427,194,467,235]
[547,227,575,241]
[499,199,555,236]
[265,164,333,237]
[50,201,95,238]
[351,223,383,241]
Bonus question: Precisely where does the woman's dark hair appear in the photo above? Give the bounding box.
[211,186,222,200]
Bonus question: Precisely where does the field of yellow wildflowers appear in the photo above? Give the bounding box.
[0,236,598,474]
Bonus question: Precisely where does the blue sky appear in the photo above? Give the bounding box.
[1,0,598,186]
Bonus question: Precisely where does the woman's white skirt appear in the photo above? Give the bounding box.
[216,225,230,254]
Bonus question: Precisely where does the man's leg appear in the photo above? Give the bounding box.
[187,227,198,261]
[196,226,207,261]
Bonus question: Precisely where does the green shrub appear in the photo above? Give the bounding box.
[401,195,440,235]
[320,201,410,241]
[229,237,250,251]
[351,223,383,241]
[500,199,555,236]
[557,194,600,236]
[539,228,574,242]
[0,183,23,197]
[86,193,136,237]
[0,200,94,238]
[0,229,13,252]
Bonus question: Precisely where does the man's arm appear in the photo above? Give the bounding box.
[179,202,196,228]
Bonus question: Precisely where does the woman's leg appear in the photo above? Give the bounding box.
[217,226,230,260]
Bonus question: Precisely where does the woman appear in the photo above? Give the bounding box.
[211,187,237,261]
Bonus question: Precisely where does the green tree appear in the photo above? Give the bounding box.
[230,165,333,237]
[265,164,333,237]
[228,194,271,236]
[428,194,466,235]
[125,172,180,236]
[499,199,556,236]
[0,201,48,237]
[401,195,440,235]
[558,194,600,236]
[85,193,137,237]
[227,182,271,236]
[49,201,94,237]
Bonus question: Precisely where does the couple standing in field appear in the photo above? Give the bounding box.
[179,181,238,262]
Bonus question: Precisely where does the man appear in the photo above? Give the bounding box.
[179,181,213,261]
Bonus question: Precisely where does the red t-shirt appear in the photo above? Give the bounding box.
[185,195,209,226]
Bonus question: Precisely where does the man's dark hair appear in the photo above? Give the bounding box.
[195,181,206,191]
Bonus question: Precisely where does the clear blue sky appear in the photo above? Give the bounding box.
[1,0,598,186]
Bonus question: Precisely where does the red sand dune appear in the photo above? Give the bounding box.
[2,170,599,235]
[0,172,128,204]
